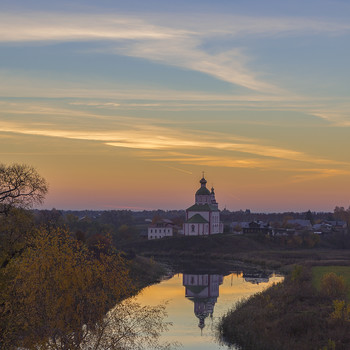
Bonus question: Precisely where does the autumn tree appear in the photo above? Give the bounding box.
[0,207,36,268]
[0,163,48,215]
[81,300,174,350]
[321,272,347,299]
[1,228,132,349]
[0,164,48,267]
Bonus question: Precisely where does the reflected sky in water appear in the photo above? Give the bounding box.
[134,271,283,350]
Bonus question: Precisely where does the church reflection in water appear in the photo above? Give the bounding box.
[183,272,272,331]
[183,274,223,331]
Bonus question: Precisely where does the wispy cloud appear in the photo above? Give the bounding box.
[1,13,348,43]
[1,12,348,92]
[309,109,350,127]
[290,168,350,183]
[0,119,345,168]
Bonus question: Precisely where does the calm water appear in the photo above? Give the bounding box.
[134,268,284,350]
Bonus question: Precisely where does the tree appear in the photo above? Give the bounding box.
[0,164,48,215]
[305,210,314,225]
[321,272,347,299]
[1,228,132,349]
[0,207,36,268]
[81,300,173,350]
[1,228,173,350]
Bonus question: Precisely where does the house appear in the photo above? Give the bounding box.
[230,221,250,233]
[287,219,312,230]
[243,221,271,234]
[183,176,224,236]
[323,220,347,231]
[148,219,174,240]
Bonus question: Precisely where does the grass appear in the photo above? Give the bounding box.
[312,265,350,298]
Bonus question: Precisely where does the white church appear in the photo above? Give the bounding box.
[183,176,224,235]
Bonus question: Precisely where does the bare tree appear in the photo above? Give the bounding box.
[0,163,48,215]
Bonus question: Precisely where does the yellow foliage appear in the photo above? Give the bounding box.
[331,299,350,322]
[321,273,347,299]
[3,227,133,349]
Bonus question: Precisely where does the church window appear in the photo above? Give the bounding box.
[191,225,195,232]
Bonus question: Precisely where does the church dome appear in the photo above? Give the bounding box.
[196,176,210,195]
[196,187,211,195]
[199,177,207,185]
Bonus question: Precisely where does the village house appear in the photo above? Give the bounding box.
[286,219,312,230]
[243,220,271,235]
[148,219,174,240]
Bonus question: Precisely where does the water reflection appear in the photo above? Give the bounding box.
[136,265,283,350]
[183,274,223,331]
[243,271,270,284]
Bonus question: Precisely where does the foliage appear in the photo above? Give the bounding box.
[291,265,304,282]
[0,207,35,268]
[334,206,350,232]
[331,300,350,322]
[320,339,336,350]
[81,299,174,350]
[321,273,347,299]
[0,163,48,214]
[1,228,132,349]
[305,210,315,225]
[313,266,350,299]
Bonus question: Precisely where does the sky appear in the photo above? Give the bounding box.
[1,0,350,212]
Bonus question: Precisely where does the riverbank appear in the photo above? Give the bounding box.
[123,233,350,349]
[121,233,350,272]
[218,265,350,350]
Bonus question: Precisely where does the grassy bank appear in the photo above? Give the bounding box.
[129,255,168,290]
[122,233,350,272]
[218,265,350,350]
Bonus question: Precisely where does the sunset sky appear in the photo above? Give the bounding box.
[1,0,350,212]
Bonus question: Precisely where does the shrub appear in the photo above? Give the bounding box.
[321,273,347,299]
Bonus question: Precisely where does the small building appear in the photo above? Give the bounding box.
[243,221,271,234]
[148,219,174,240]
[231,221,250,233]
[323,220,347,231]
[287,219,312,230]
[183,176,224,236]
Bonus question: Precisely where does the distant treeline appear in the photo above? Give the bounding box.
[34,208,337,225]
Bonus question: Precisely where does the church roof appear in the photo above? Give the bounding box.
[195,187,211,195]
[187,285,207,294]
[186,203,219,212]
[186,214,209,223]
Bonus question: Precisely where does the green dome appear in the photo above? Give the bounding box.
[196,187,211,195]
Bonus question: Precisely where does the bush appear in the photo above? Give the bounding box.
[321,273,347,299]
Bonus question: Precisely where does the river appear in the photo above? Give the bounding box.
[133,265,284,350]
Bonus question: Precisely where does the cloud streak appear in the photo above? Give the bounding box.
[1,12,349,92]
[0,119,345,168]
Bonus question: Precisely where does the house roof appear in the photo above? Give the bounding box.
[287,219,311,227]
[186,214,209,224]
[186,203,219,212]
